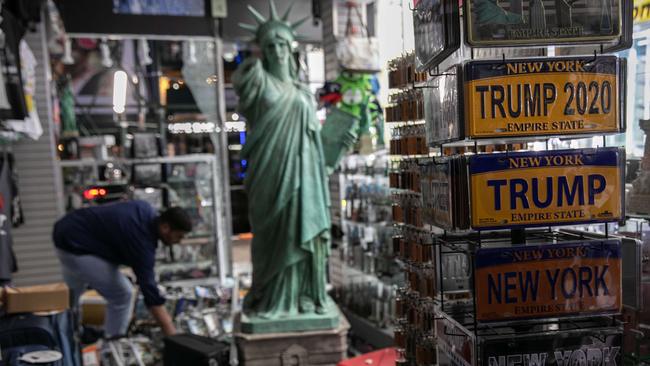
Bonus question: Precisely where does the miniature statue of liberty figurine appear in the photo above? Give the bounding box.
[233,0,342,333]
[473,0,524,25]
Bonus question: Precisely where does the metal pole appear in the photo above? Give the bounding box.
[212,23,233,282]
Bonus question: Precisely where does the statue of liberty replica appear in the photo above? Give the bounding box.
[233,1,349,334]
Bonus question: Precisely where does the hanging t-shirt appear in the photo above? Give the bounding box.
[0,155,17,281]
[0,61,10,110]
[6,40,43,140]
[8,154,24,228]
[0,8,28,121]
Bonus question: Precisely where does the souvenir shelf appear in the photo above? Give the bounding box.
[329,152,401,347]
[390,0,637,364]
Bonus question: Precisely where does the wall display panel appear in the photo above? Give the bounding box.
[469,148,625,230]
[475,240,622,322]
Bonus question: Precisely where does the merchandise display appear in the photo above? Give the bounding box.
[413,0,460,71]
[332,153,401,333]
[395,147,626,233]
[423,66,461,146]
[390,124,428,156]
[465,0,623,46]
[419,156,464,231]
[387,53,436,366]
[389,1,641,363]
[0,1,240,365]
[386,90,424,123]
[3,0,650,364]
[388,53,428,90]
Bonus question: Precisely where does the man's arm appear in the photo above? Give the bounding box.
[149,305,176,336]
[122,231,175,336]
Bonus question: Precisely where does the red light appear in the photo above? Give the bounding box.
[83,188,108,200]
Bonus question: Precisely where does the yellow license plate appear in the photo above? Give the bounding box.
[475,240,622,322]
[470,148,624,229]
[464,57,624,138]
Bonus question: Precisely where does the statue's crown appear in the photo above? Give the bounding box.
[239,0,310,45]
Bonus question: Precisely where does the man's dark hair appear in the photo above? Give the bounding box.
[159,207,193,232]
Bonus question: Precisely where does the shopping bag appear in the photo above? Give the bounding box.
[336,4,381,73]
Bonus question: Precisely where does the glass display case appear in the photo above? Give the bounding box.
[59,154,228,281]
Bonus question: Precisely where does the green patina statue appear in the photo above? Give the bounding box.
[473,0,524,25]
[233,1,341,333]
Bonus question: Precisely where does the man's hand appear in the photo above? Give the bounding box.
[149,305,177,336]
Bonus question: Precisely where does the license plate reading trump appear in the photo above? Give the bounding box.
[475,241,622,322]
[469,148,623,229]
[464,57,622,138]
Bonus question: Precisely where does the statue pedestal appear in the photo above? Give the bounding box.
[239,298,341,334]
[235,311,349,366]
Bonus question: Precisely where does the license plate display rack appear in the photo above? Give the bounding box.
[394,226,626,366]
[391,3,635,361]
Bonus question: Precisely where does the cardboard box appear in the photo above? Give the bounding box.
[82,344,100,366]
[80,290,106,326]
[3,283,69,314]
